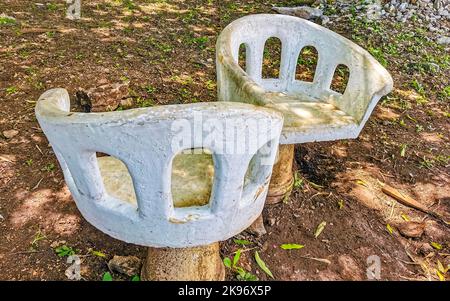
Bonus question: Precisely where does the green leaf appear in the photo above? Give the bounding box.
[233,239,252,246]
[223,257,232,268]
[233,249,242,267]
[431,242,442,250]
[102,272,113,281]
[91,250,106,258]
[55,245,75,257]
[314,221,327,238]
[280,244,305,250]
[337,200,345,209]
[254,251,273,279]
[131,275,140,281]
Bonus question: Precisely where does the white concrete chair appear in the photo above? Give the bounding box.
[216,14,393,202]
[217,14,393,143]
[36,88,283,280]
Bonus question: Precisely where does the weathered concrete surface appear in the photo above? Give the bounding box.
[216,14,393,145]
[35,88,284,248]
[141,243,225,281]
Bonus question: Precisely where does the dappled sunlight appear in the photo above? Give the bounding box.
[419,132,446,144]
[10,188,54,227]
[334,165,425,224]
[374,106,400,121]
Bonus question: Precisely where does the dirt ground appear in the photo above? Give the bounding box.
[0,0,449,281]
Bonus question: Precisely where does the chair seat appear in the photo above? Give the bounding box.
[98,153,214,208]
[262,92,358,144]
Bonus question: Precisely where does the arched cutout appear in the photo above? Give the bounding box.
[238,43,247,71]
[262,37,282,79]
[171,148,214,208]
[296,46,318,82]
[330,64,350,94]
[96,153,138,209]
[241,139,276,206]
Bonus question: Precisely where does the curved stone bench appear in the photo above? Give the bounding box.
[36,88,283,280]
[216,14,393,203]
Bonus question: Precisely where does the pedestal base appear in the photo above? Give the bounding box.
[141,242,225,281]
[266,144,295,204]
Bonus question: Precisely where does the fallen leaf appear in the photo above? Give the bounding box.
[431,242,443,250]
[437,270,445,281]
[280,244,305,250]
[386,224,394,235]
[255,251,273,279]
[356,179,368,187]
[437,260,447,274]
[401,213,410,221]
[233,239,252,246]
[314,221,326,238]
[91,250,106,258]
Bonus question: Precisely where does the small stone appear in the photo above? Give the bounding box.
[418,242,434,255]
[50,240,66,248]
[0,214,4,220]
[267,217,276,226]
[437,36,450,45]
[321,15,330,25]
[397,221,426,238]
[108,255,142,277]
[399,2,408,11]
[120,98,133,108]
[2,129,19,139]
[272,6,323,20]
[246,215,267,237]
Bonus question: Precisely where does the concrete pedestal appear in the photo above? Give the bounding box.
[141,243,225,281]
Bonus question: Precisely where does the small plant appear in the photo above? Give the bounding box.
[102,272,113,281]
[42,163,55,172]
[440,86,450,98]
[55,245,76,257]
[30,229,46,249]
[293,171,304,189]
[131,275,140,281]
[420,157,435,169]
[25,159,33,167]
[368,47,387,67]
[6,86,18,95]
[191,36,209,49]
[144,85,156,94]
[0,16,16,26]
[399,144,407,157]
[410,79,425,96]
[46,3,58,11]
[223,249,259,281]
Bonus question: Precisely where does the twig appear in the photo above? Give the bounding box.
[32,177,44,190]
[35,144,44,155]
[0,156,14,163]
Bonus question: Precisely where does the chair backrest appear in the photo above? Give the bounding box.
[36,88,283,248]
[216,14,393,124]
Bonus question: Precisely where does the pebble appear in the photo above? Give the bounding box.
[2,129,19,139]
[437,36,450,45]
